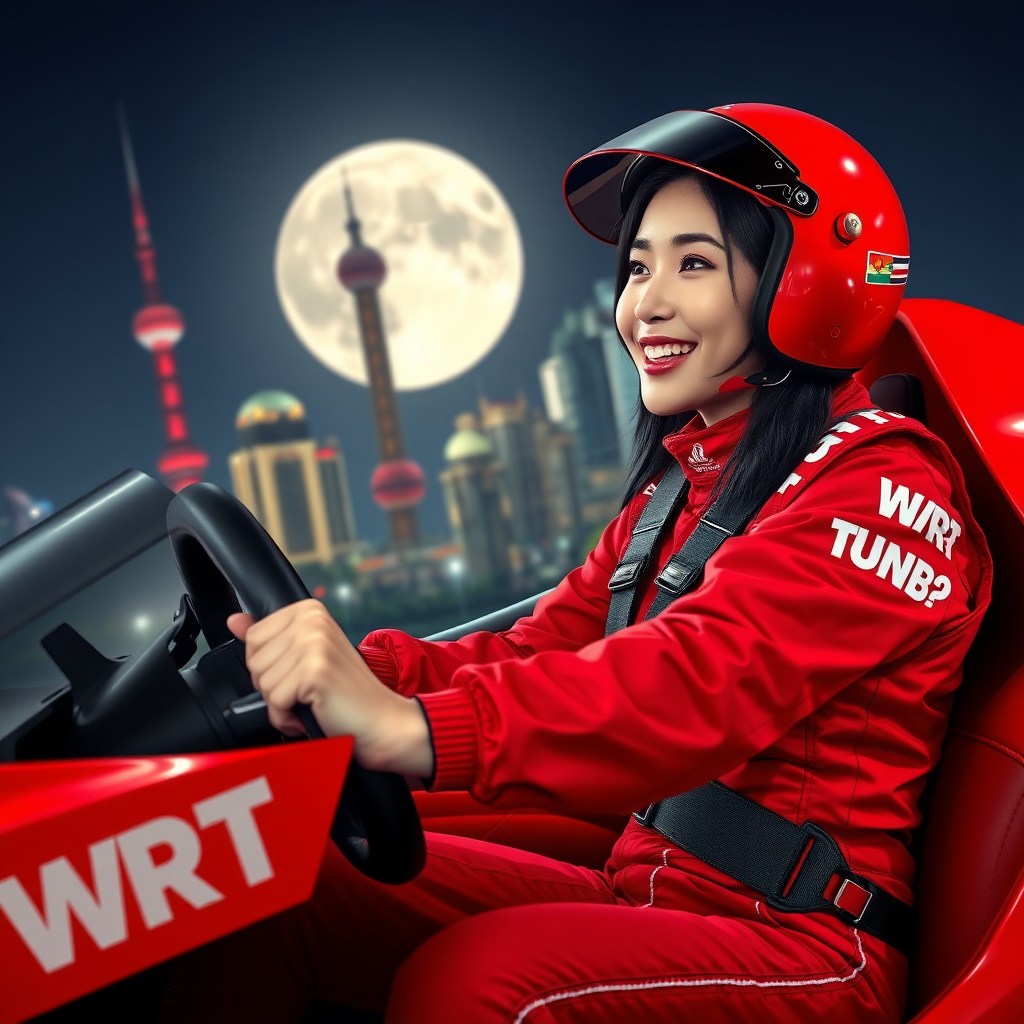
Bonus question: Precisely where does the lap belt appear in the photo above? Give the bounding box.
[634,783,914,954]
[609,454,915,955]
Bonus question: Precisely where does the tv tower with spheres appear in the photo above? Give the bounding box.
[118,107,208,492]
[336,181,426,544]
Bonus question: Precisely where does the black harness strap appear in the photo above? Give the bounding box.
[636,784,914,954]
[606,464,762,629]
[605,458,915,954]
[604,463,689,637]
[643,493,758,621]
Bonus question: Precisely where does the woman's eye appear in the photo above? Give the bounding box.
[680,255,712,272]
[627,259,648,276]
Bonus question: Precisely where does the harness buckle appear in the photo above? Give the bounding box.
[765,821,847,915]
[654,562,692,596]
[632,803,658,826]
[833,877,874,923]
[608,556,647,592]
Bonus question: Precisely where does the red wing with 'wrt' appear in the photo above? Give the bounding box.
[0,739,351,1024]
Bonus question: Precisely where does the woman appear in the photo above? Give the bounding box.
[164,105,991,1023]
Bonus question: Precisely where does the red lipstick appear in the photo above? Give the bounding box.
[637,336,697,376]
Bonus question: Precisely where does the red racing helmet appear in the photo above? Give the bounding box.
[563,104,910,378]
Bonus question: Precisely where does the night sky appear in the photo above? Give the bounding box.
[1,0,1020,543]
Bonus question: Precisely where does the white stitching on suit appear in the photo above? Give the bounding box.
[511,929,866,1024]
[641,849,670,908]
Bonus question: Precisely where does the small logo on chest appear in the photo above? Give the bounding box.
[688,443,721,473]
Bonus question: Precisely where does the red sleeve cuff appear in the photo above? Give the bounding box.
[358,643,400,690]
[416,688,479,791]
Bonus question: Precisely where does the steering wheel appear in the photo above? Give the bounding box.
[166,482,427,885]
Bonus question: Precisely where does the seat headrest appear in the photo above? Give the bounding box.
[868,373,926,424]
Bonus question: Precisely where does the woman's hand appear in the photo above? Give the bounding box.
[227,599,434,780]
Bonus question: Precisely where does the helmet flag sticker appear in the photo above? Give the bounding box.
[866,252,910,285]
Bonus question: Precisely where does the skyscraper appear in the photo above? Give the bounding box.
[546,308,621,476]
[118,108,208,492]
[440,413,511,581]
[531,412,581,541]
[593,277,640,466]
[229,391,356,567]
[478,394,548,550]
[318,435,358,551]
[542,302,625,526]
[336,183,425,545]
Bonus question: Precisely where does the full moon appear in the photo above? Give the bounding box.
[275,141,524,391]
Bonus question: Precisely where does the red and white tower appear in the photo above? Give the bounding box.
[118,108,208,492]
[337,182,425,544]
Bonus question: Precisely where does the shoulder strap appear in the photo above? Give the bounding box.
[605,463,765,634]
[605,464,688,637]
[642,483,764,621]
[606,407,925,636]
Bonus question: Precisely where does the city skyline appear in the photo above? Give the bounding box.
[1,2,1019,544]
[221,282,627,578]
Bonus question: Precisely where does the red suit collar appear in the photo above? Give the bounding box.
[662,378,872,494]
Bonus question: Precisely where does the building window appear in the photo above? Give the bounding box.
[319,459,351,546]
[274,459,315,554]
[248,459,264,522]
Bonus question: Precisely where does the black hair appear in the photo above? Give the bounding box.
[617,164,841,512]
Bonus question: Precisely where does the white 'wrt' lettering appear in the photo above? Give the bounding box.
[117,817,223,929]
[0,839,126,973]
[878,476,926,526]
[194,777,275,887]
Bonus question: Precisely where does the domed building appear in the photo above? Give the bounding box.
[235,390,311,446]
[440,413,512,581]
[228,390,357,567]
[443,416,494,463]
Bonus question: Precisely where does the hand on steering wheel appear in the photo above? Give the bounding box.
[226,599,433,779]
[166,482,427,885]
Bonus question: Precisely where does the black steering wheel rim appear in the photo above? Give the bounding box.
[166,482,426,885]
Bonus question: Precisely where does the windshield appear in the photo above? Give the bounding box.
[0,537,208,690]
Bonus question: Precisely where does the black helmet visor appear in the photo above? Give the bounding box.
[565,110,819,243]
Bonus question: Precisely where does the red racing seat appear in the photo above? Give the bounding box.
[860,300,1024,1023]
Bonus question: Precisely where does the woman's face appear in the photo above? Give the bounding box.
[615,176,764,426]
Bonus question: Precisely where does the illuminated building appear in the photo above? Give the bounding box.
[540,289,629,527]
[440,414,511,581]
[229,391,356,567]
[317,434,358,551]
[478,394,548,550]
[336,183,425,545]
[593,277,641,466]
[118,108,208,492]
[531,413,581,541]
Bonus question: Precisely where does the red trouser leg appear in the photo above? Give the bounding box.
[388,902,905,1024]
[159,832,620,1022]
[160,832,905,1024]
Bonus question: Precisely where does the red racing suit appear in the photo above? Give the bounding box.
[361,377,991,909]
[161,377,991,1024]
